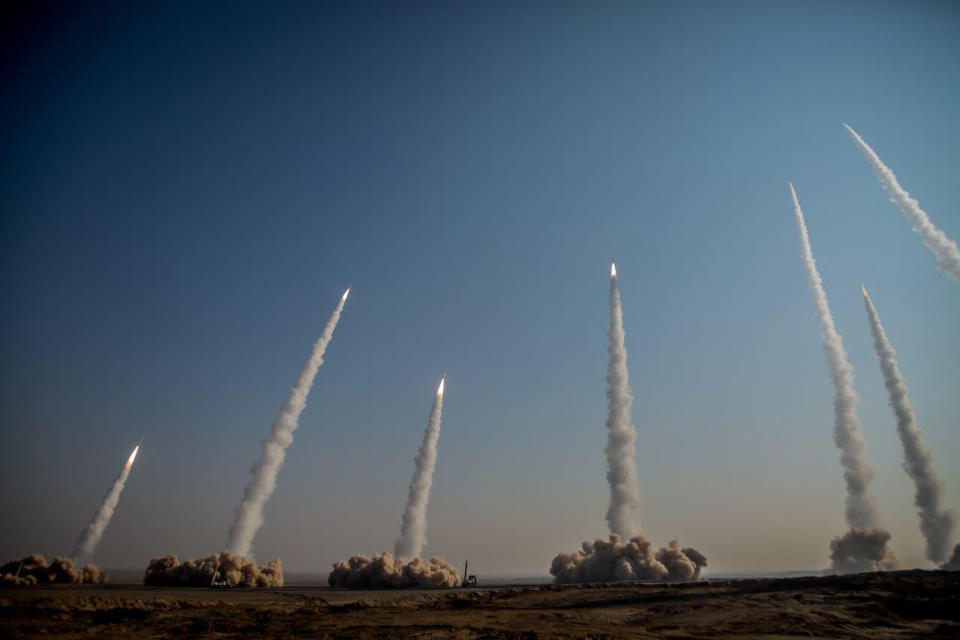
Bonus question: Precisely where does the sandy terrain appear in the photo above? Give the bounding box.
[1,570,958,638]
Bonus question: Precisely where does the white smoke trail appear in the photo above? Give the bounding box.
[861,284,955,562]
[71,445,140,563]
[227,288,350,559]
[394,377,445,560]
[789,184,879,530]
[843,123,960,283]
[605,262,642,540]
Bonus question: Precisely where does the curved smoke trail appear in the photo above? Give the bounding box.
[227,288,350,559]
[789,184,878,530]
[394,377,445,560]
[72,445,140,563]
[861,284,955,563]
[605,262,642,540]
[844,123,960,283]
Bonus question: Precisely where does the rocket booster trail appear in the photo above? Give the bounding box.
[861,284,955,562]
[395,377,446,560]
[227,288,350,559]
[790,184,878,530]
[72,444,140,563]
[844,123,960,283]
[604,262,642,540]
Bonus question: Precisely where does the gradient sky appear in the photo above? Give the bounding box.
[1,0,958,575]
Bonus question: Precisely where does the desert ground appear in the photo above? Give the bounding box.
[1,570,958,638]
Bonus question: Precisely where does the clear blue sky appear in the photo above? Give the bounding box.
[1,0,958,575]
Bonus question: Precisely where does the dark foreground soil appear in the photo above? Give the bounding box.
[1,570,958,638]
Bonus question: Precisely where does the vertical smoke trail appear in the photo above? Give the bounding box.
[861,284,955,562]
[789,184,878,530]
[843,123,960,283]
[605,262,642,540]
[394,377,445,560]
[71,444,140,563]
[227,288,350,559]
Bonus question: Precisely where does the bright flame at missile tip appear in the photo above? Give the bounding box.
[611,262,617,278]
[126,445,140,467]
[342,288,350,301]
[437,377,445,396]
[861,283,869,298]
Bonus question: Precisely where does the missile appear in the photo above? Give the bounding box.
[125,444,140,468]
[611,261,617,278]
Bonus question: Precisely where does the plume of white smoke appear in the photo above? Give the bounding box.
[394,377,445,561]
[550,534,707,584]
[828,529,899,574]
[1,554,106,586]
[227,288,350,559]
[143,550,283,587]
[789,184,898,574]
[605,262,642,540]
[843,123,960,283]
[71,444,140,564]
[330,378,454,588]
[790,184,878,530]
[328,552,460,588]
[942,544,960,570]
[548,265,705,586]
[862,285,955,563]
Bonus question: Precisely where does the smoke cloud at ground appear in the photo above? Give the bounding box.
[862,286,955,563]
[827,529,899,574]
[328,552,460,588]
[550,535,707,584]
[143,551,283,587]
[1,554,106,586]
[227,289,349,559]
[844,124,960,284]
[72,445,139,564]
[605,265,642,540]
[395,379,446,561]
